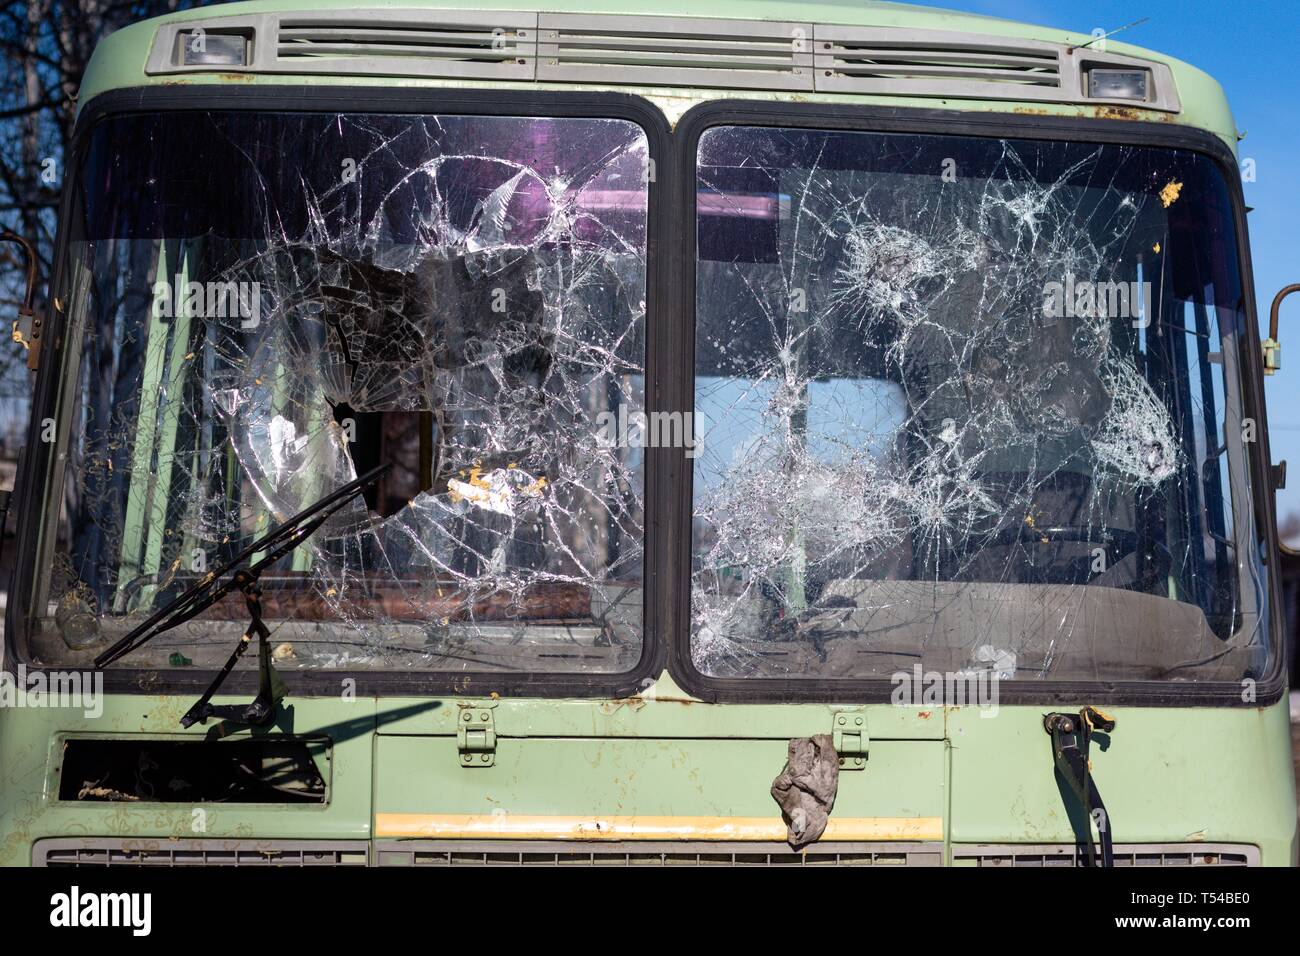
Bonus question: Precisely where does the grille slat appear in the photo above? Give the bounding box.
[822,62,1059,84]
[278,27,524,44]
[278,44,520,60]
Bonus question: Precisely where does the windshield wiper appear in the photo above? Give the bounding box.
[1044,706,1118,866]
[95,463,391,728]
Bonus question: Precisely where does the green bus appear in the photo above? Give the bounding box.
[1,0,1295,867]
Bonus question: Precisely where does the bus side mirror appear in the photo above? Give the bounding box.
[0,228,43,371]
[1264,283,1300,375]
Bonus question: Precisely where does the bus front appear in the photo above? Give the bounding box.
[1,0,1295,867]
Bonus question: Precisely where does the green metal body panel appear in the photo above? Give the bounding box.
[1,0,1293,867]
[947,702,1297,863]
[0,692,1294,865]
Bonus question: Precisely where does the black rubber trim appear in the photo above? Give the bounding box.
[5,85,671,701]
[665,99,1285,707]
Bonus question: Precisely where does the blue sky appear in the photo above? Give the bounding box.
[909,0,1300,519]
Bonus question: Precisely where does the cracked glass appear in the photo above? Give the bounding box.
[691,125,1270,684]
[34,110,649,677]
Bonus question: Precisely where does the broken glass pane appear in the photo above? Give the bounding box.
[692,126,1269,683]
[35,111,649,675]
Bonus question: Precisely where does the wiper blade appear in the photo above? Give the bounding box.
[95,463,391,728]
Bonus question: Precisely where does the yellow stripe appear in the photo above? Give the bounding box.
[374,813,943,842]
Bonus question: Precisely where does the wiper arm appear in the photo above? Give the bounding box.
[95,463,391,728]
[1044,706,1118,866]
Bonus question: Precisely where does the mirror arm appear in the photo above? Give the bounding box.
[1265,283,1300,375]
[0,228,43,370]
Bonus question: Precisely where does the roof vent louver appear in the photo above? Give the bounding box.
[274,13,536,79]
[537,14,814,90]
[819,35,1060,88]
[813,25,1179,111]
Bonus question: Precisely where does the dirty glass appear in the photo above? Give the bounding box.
[691,126,1270,684]
[34,111,649,677]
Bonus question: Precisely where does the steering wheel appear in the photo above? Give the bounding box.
[971,523,1174,583]
[980,524,1141,557]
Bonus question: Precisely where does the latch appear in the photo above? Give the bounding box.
[457,703,497,767]
[1262,337,1281,375]
[831,709,867,770]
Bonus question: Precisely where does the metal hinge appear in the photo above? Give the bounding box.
[832,709,867,770]
[457,703,497,767]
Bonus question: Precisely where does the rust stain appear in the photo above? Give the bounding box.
[598,696,648,715]
[918,710,932,719]
[641,695,697,706]
[1011,103,1174,123]
[1091,104,1144,122]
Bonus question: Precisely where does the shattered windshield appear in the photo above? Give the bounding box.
[691,125,1270,683]
[34,110,649,676]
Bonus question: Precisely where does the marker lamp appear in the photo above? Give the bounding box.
[180,32,248,67]
[1088,68,1149,101]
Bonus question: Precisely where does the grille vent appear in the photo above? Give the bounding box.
[35,838,1257,866]
[817,31,1061,90]
[144,12,1181,111]
[374,840,943,866]
[275,14,533,79]
[34,839,369,866]
[536,14,813,90]
[953,843,1259,867]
